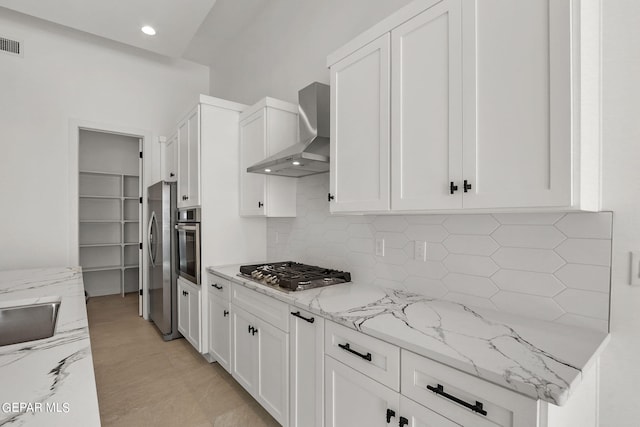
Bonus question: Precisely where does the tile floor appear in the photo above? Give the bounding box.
[87,293,279,427]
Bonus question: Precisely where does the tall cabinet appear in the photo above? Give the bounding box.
[163,95,267,356]
[78,129,141,297]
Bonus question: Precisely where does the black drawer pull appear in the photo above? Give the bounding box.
[427,384,487,416]
[386,409,395,423]
[211,283,223,290]
[399,416,408,427]
[291,311,315,323]
[223,310,229,317]
[338,343,372,361]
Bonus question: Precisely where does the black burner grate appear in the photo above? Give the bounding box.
[239,262,351,291]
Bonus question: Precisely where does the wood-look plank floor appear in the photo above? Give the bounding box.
[87,293,279,427]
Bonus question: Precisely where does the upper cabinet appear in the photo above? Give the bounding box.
[163,132,178,182]
[239,98,298,217]
[327,0,601,213]
[329,34,390,213]
[177,105,200,208]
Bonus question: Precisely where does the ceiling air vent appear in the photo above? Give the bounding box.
[0,36,22,57]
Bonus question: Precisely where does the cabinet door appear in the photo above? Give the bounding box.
[187,284,201,351]
[391,0,463,211]
[239,110,267,216]
[208,295,231,373]
[330,33,391,213]
[165,133,178,182]
[231,305,257,394]
[186,106,200,206]
[177,119,190,207]
[400,396,461,427]
[256,317,289,426]
[325,356,399,427]
[463,0,572,208]
[290,309,324,427]
[177,280,189,337]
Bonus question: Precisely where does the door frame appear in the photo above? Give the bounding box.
[68,118,152,319]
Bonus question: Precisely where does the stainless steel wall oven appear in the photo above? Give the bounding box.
[175,208,200,285]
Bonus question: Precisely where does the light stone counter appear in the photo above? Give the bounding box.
[0,267,100,426]
[208,264,609,406]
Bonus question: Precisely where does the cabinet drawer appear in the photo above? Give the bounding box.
[207,273,231,302]
[401,350,539,427]
[325,321,399,391]
[231,284,289,332]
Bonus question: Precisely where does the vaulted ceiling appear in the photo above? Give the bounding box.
[0,0,267,62]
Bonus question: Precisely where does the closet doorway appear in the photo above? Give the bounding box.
[78,129,142,301]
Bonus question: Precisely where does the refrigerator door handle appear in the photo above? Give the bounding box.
[148,211,157,267]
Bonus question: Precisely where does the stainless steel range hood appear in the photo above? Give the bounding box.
[247,82,329,178]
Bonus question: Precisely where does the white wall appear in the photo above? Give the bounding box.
[207,0,640,424]
[208,0,414,104]
[599,1,640,425]
[0,9,209,270]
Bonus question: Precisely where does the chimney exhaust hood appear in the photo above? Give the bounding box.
[247,82,330,178]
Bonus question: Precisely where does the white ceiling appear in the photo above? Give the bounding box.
[0,0,218,58]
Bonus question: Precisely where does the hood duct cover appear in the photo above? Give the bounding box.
[247,82,330,178]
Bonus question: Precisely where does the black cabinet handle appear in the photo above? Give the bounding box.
[449,181,458,194]
[464,180,472,192]
[291,311,315,323]
[386,409,395,423]
[427,384,487,416]
[338,343,372,361]
[223,310,229,317]
[211,283,223,290]
[258,201,264,208]
[170,172,175,177]
[328,193,335,202]
[399,416,408,427]
[252,328,258,336]
[248,325,253,334]
[182,290,188,296]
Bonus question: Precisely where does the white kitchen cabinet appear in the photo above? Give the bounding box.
[325,356,398,427]
[163,132,177,182]
[329,33,390,213]
[399,396,461,427]
[391,0,463,211]
[207,291,230,372]
[327,0,601,213]
[239,98,298,217]
[207,273,232,372]
[177,105,200,208]
[177,277,201,352]
[290,309,324,427]
[230,302,289,426]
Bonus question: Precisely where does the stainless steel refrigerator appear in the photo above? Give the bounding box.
[147,181,181,340]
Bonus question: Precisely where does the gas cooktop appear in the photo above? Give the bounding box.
[238,262,351,293]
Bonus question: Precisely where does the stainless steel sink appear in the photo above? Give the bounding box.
[0,301,61,346]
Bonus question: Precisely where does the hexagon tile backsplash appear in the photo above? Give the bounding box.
[267,174,612,332]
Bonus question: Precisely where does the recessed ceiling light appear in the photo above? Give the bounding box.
[141,26,156,36]
[292,161,301,166]
[264,169,272,173]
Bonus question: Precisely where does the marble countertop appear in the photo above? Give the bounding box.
[0,267,100,426]
[208,264,609,406]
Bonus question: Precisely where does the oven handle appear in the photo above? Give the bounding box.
[175,224,198,231]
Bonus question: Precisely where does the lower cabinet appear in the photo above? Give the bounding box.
[207,292,230,372]
[230,303,289,426]
[177,278,201,352]
[289,308,324,427]
[325,356,398,427]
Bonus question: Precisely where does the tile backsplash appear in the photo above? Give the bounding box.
[267,174,612,332]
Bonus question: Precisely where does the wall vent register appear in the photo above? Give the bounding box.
[0,36,21,56]
[239,261,351,292]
